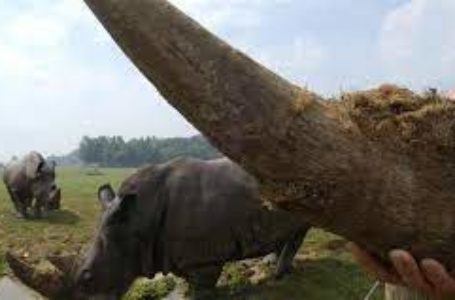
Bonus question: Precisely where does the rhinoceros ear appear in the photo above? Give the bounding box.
[98,183,116,210]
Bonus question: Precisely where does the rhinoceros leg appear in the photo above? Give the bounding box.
[32,198,43,219]
[274,227,309,279]
[7,188,29,219]
[186,265,223,299]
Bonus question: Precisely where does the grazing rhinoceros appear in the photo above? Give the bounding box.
[2,151,59,218]
[76,157,311,298]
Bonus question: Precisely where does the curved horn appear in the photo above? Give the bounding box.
[83,0,455,273]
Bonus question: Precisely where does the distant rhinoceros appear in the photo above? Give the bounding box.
[76,158,311,298]
[2,151,59,218]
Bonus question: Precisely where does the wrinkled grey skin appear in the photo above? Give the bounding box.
[2,151,59,218]
[76,158,310,298]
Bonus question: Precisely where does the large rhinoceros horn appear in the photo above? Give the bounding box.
[83,0,455,269]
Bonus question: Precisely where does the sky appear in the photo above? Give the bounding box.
[0,0,454,161]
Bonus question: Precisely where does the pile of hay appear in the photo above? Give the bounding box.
[338,84,455,158]
[5,251,75,299]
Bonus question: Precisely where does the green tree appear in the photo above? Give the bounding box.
[78,135,220,167]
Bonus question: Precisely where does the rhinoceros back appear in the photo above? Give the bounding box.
[153,158,304,273]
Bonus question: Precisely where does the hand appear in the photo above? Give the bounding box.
[348,243,455,299]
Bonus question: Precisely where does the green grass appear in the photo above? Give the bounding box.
[0,167,383,299]
[0,167,133,273]
[203,231,383,300]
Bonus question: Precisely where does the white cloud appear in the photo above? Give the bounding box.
[0,1,197,161]
[1,0,93,48]
[231,35,327,91]
[380,0,426,61]
[169,0,291,31]
[283,37,326,74]
[0,45,33,76]
[379,0,455,88]
[5,14,68,47]
[0,1,83,79]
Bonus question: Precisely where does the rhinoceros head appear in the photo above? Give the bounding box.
[75,184,143,298]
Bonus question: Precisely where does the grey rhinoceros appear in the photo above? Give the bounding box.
[2,151,59,218]
[76,157,311,298]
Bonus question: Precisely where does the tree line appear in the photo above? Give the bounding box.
[77,135,221,167]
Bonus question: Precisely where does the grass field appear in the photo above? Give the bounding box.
[0,167,383,299]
